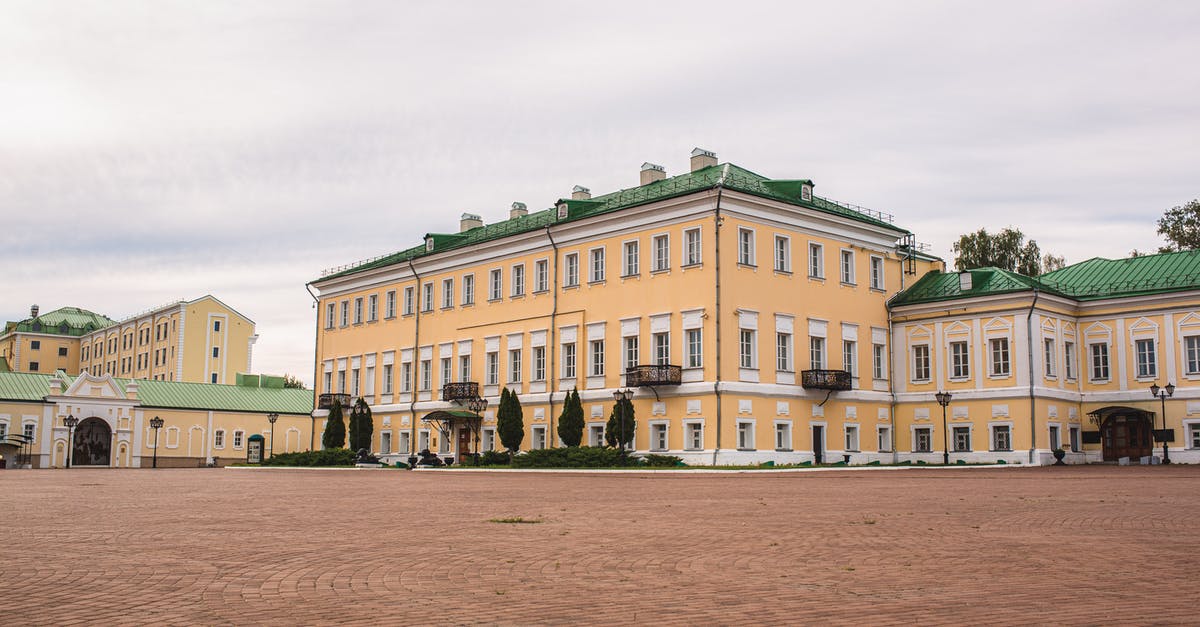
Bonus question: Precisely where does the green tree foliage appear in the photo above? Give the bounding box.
[497,387,525,454]
[321,400,346,449]
[605,396,636,450]
[557,389,584,447]
[348,398,373,452]
[282,374,307,389]
[952,227,1049,276]
[1157,199,1200,252]
[1041,253,1066,273]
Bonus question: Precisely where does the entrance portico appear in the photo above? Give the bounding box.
[421,410,482,464]
[1089,406,1155,462]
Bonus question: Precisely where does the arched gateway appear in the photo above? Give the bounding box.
[73,417,112,466]
[1090,407,1154,462]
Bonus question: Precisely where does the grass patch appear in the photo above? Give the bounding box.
[488,516,542,524]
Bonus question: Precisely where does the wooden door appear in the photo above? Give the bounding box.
[457,428,472,464]
[1103,415,1151,461]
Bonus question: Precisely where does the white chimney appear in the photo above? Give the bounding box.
[31,304,39,318]
[640,162,666,186]
[690,147,717,172]
[509,202,528,219]
[460,213,483,232]
[571,185,591,200]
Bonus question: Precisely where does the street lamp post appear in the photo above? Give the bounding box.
[149,416,164,469]
[1150,382,1175,464]
[267,413,279,459]
[63,414,78,469]
[935,391,952,466]
[467,397,488,466]
[613,389,632,465]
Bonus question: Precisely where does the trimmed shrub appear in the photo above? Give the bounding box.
[641,454,683,467]
[479,450,511,466]
[262,448,356,467]
[512,446,630,468]
[321,400,346,450]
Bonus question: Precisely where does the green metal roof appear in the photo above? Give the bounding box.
[0,371,313,414]
[891,249,1200,307]
[3,307,117,337]
[316,163,910,282]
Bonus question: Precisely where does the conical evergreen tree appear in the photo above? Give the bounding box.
[322,400,346,449]
[497,387,525,455]
[605,396,636,450]
[348,398,374,451]
[557,389,584,446]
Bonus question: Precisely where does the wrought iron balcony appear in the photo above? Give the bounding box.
[441,381,480,403]
[801,369,852,391]
[318,393,351,409]
[625,364,682,387]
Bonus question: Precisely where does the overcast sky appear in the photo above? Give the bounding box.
[2,1,1197,385]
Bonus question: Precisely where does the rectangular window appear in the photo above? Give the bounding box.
[912,345,931,381]
[418,430,430,452]
[532,426,546,450]
[686,422,703,450]
[211,372,218,383]
[564,253,579,287]
[486,352,499,386]
[212,347,220,358]
[623,241,640,276]
[511,264,525,297]
[233,431,244,448]
[534,260,549,293]
[590,340,604,376]
[810,337,826,369]
[1136,338,1156,378]
[1049,425,1061,451]
[1179,336,1200,374]
[845,425,859,451]
[870,256,884,290]
[482,428,494,453]
[386,291,396,318]
[873,343,886,379]
[653,235,670,271]
[351,367,360,397]
[420,360,432,391]
[776,332,792,372]
[353,297,363,323]
[383,364,393,394]
[509,349,522,383]
[400,363,412,393]
[686,329,703,369]
[737,422,754,450]
[739,329,756,369]
[403,287,414,315]
[1070,426,1081,452]
[459,355,471,382]
[368,294,378,321]
[624,336,639,371]
[1090,343,1110,380]
[990,338,1011,376]
[31,340,40,350]
[808,243,824,278]
[589,248,605,283]
[462,274,475,305]
[532,346,546,381]
[953,426,971,452]
[340,300,349,326]
[442,278,454,308]
[29,362,39,372]
[422,283,434,312]
[950,341,969,379]
[738,228,755,265]
[325,302,335,329]
[684,228,702,266]
[1189,424,1200,449]
[214,430,225,448]
[562,343,576,379]
[843,340,856,377]
[1064,340,1076,379]
[840,250,855,284]
[993,425,1012,451]
[653,332,670,365]
[441,357,452,386]
[651,423,667,451]
[775,422,792,450]
[58,346,68,357]
[774,235,790,272]
[489,269,502,300]
[878,426,892,452]
[380,431,392,455]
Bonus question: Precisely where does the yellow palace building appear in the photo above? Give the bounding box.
[2,295,258,385]
[309,148,942,465]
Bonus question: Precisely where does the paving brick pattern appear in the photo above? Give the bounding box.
[3,466,1198,625]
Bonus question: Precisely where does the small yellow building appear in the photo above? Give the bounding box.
[2,295,258,385]
[0,370,313,469]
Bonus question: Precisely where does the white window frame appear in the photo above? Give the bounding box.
[213,429,225,448]
[913,426,933,453]
[991,423,1013,452]
[683,228,702,266]
[774,420,792,451]
[1064,340,1076,380]
[950,341,970,379]
[840,249,855,284]
[422,283,434,313]
[649,421,669,452]
[686,329,703,369]
[869,255,884,290]
[403,286,415,315]
[1185,335,1200,375]
[624,336,639,371]
[532,346,546,381]
[684,420,704,451]
[809,336,826,369]
[1135,338,1157,379]
[653,332,670,365]
[508,349,522,383]
[590,340,605,377]
[442,278,454,309]
[844,424,860,452]
[774,235,790,272]
[511,264,525,297]
[952,425,972,452]
[489,269,503,301]
[561,343,577,379]
[912,344,931,382]
[739,329,756,369]
[534,259,549,293]
[622,240,640,276]
[1044,338,1056,378]
[808,242,824,278]
[386,290,396,318]
[877,425,892,453]
[564,253,579,287]
[589,247,605,283]
[737,227,755,266]
[1090,342,1110,381]
[989,337,1011,377]
[462,274,475,306]
[736,419,756,450]
[776,332,793,372]
[486,352,499,386]
[843,340,857,378]
[652,234,670,272]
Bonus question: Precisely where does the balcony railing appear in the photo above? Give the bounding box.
[318,393,351,409]
[801,369,852,391]
[441,381,480,403]
[625,364,682,387]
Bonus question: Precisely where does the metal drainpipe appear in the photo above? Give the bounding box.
[1027,288,1040,464]
[545,225,560,446]
[409,260,422,457]
[305,283,320,451]
[711,164,729,466]
[887,247,909,464]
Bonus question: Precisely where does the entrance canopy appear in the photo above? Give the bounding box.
[421,410,483,437]
[1087,405,1153,427]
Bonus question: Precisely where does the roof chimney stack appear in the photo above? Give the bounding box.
[510,202,528,219]
[690,147,717,172]
[30,304,39,318]
[571,185,591,200]
[460,213,483,232]
[640,162,666,186]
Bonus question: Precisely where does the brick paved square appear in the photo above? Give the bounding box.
[2,466,1197,625]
